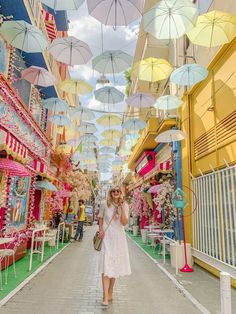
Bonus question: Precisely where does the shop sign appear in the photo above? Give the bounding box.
[135,151,156,176]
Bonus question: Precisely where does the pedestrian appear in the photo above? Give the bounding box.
[98,186,131,306]
[74,199,85,241]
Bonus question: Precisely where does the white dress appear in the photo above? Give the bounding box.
[98,201,131,278]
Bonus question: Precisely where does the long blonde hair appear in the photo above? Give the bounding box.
[107,186,123,207]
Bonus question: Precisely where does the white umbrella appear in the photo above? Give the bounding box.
[79,134,98,142]
[42,98,69,112]
[126,92,155,108]
[153,95,182,110]
[99,146,116,154]
[21,66,55,87]
[94,86,124,104]
[49,114,71,126]
[123,118,146,132]
[155,130,187,143]
[170,64,208,87]
[70,107,95,121]
[48,36,92,66]
[77,122,97,134]
[41,0,84,10]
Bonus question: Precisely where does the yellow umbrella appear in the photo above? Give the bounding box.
[97,114,122,126]
[132,57,173,82]
[99,139,118,146]
[187,10,236,48]
[101,129,122,139]
[59,79,93,95]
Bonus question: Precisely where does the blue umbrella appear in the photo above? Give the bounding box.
[49,114,71,126]
[94,86,124,104]
[42,98,69,113]
[99,146,116,154]
[170,64,208,86]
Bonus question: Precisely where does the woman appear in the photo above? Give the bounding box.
[98,186,131,306]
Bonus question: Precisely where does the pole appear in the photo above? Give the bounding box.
[220,272,231,314]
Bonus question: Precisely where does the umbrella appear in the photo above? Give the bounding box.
[112,160,123,166]
[35,180,57,191]
[101,129,122,139]
[21,66,55,87]
[70,107,95,121]
[79,134,98,142]
[170,64,208,86]
[92,50,133,74]
[97,114,122,126]
[41,0,84,10]
[187,10,236,48]
[155,130,187,143]
[49,114,71,126]
[0,159,30,176]
[79,152,96,160]
[143,0,198,40]
[132,58,173,82]
[99,139,118,146]
[0,20,48,53]
[48,36,92,66]
[123,118,146,132]
[99,146,116,154]
[60,80,93,95]
[67,138,81,147]
[94,86,124,104]
[147,184,163,193]
[154,95,182,110]
[77,122,97,134]
[87,0,144,27]
[126,92,155,108]
[98,154,113,161]
[42,98,69,112]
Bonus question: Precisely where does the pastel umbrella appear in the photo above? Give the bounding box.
[59,80,93,95]
[126,92,155,108]
[143,0,198,40]
[99,139,118,146]
[0,159,30,176]
[98,154,113,160]
[94,86,124,104]
[101,129,122,139]
[41,0,84,10]
[170,64,208,86]
[112,160,123,166]
[147,184,163,193]
[155,130,187,143]
[87,0,144,27]
[21,66,55,87]
[42,98,69,112]
[48,36,92,66]
[79,134,98,142]
[0,20,48,53]
[123,118,146,132]
[35,180,57,191]
[132,58,173,82]
[70,107,95,121]
[49,114,71,126]
[97,114,122,126]
[187,10,236,48]
[77,122,97,134]
[67,138,81,146]
[79,152,96,160]
[154,95,182,110]
[92,50,133,74]
[99,146,116,154]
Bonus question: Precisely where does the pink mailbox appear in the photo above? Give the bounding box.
[135,151,156,177]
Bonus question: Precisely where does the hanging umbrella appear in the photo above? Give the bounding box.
[123,118,146,132]
[79,152,96,160]
[79,134,98,142]
[132,58,173,82]
[99,146,116,154]
[41,0,84,10]
[21,66,55,87]
[101,129,122,139]
[126,92,155,108]
[98,154,113,160]
[67,138,81,147]
[143,0,198,40]
[35,180,57,191]
[49,114,71,126]
[112,160,123,166]
[0,20,48,53]
[42,98,69,112]
[60,80,93,95]
[94,86,124,104]
[154,95,182,110]
[97,114,122,126]
[147,184,163,193]
[48,36,92,66]
[170,64,208,86]
[77,122,97,134]
[187,10,236,48]
[0,159,30,176]
[92,50,133,74]
[155,130,187,143]
[99,139,118,146]
[70,107,95,121]
[87,0,144,27]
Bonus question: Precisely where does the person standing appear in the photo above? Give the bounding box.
[74,200,85,241]
[98,186,131,306]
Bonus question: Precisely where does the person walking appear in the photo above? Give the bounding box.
[74,199,85,241]
[98,186,131,306]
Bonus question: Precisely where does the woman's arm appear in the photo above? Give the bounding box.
[120,203,129,226]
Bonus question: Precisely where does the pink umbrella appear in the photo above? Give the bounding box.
[21,66,55,87]
[147,184,163,193]
[0,159,30,176]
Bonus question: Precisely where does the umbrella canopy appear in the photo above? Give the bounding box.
[97,114,122,126]
[67,138,81,147]
[126,92,155,108]
[0,20,48,53]
[132,58,173,82]
[143,0,198,40]
[99,146,116,154]
[49,114,71,126]
[60,80,93,95]
[147,184,163,193]
[21,66,55,87]
[170,64,208,86]
[35,180,57,191]
[0,159,30,176]
[101,129,123,139]
[41,0,84,10]
[112,160,123,166]
[79,134,98,142]
[187,10,236,48]
[123,118,146,132]
[48,36,92,66]
[79,152,96,160]
[154,95,182,110]
[70,107,95,121]
[92,50,133,74]
[42,98,69,112]
[94,86,124,104]
[77,122,97,133]
[99,139,118,146]
[98,154,113,161]
[87,0,144,27]
[155,129,187,143]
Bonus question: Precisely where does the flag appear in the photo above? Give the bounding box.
[75,142,83,153]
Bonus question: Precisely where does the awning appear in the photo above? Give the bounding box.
[0,158,30,176]
[35,180,57,191]
[41,9,57,41]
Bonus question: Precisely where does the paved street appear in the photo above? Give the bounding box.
[0,226,202,314]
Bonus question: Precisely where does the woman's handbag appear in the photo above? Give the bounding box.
[93,212,115,251]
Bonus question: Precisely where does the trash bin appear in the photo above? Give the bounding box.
[170,242,193,269]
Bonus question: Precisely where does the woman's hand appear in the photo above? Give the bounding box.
[98,230,104,239]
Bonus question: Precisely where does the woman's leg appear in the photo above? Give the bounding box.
[102,274,110,305]
[108,278,116,301]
